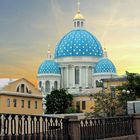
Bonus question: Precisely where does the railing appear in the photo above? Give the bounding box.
[0,114,70,140]
[80,116,134,140]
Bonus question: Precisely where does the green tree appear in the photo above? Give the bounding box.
[45,89,73,114]
[65,107,77,114]
[125,71,140,98]
[117,71,140,101]
[87,93,118,118]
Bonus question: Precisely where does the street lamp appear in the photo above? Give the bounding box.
[122,89,130,115]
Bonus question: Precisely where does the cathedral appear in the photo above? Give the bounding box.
[37,2,118,112]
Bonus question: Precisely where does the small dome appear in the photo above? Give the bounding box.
[38,60,60,75]
[94,58,116,74]
[55,29,103,58]
[74,11,84,20]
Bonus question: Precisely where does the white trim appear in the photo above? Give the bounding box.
[93,73,117,76]
[0,91,42,99]
[37,74,60,77]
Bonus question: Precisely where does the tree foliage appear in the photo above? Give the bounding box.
[117,71,140,100]
[45,89,73,114]
[87,93,118,118]
[125,71,140,98]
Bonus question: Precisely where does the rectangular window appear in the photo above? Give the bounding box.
[7,99,10,107]
[82,101,86,110]
[21,100,24,108]
[76,101,80,111]
[75,67,79,84]
[28,100,30,108]
[35,101,37,109]
[13,99,17,107]
[21,84,24,93]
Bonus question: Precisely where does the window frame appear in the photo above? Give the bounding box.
[82,101,86,110]
[13,99,17,107]
[75,67,80,85]
[35,101,37,109]
[28,100,31,108]
[7,99,10,107]
[21,100,24,108]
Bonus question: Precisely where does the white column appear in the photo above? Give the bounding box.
[79,66,82,87]
[72,66,75,88]
[85,66,89,87]
[66,66,69,88]
[61,67,64,88]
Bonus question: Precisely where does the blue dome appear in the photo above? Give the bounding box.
[55,29,103,58]
[38,60,60,75]
[94,58,116,73]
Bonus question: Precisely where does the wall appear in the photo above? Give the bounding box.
[3,78,40,96]
[0,94,43,115]
[72,95,95,113]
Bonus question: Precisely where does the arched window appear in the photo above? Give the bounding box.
[45,81,50,92]
[17,86,19,92]
[77,21,80,27]
[16,84,30,93]
[75,67,79,84]
[39,81,42,88]
[26,87,28,93]
[81,21,83,27]
[54,81,58,90]
[74,22,76,27]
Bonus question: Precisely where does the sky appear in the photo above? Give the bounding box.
[0,0,140,85]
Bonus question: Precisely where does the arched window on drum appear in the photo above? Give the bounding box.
[75,67,79,85]
[54,81,58,90]
[45,81,50,92]
[39,81,42,88]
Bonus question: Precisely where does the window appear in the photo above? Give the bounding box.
[82,101,86,110]
[76,101,80,111]
[54,81,58,90]
[17,84,29,93]
[35,101,37,109]
[81,22,83,27]
[39,81,42,88]
[21,100,24,108]
[17,86,19,92]
[77,21,80,27]
[45,81,50,92]
[7,99,10,107]
[21,84,24,93]
[13,99,17,107]
[74,22,76,27]
[28,101,30,108]
[75,67,79,84]
[26,87,28,93]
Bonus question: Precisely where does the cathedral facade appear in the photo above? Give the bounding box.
[37,3,118,112]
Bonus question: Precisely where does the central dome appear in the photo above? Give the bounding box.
[55,29,103,58]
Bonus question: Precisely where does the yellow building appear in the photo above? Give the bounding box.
[102,77,127,94]
[73,94,95,113]
[0,78,43,115]
[72,88,101,113]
